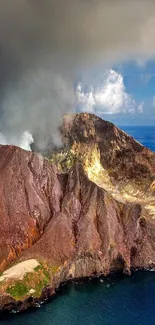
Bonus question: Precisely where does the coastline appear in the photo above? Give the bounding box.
[1,266,155,316]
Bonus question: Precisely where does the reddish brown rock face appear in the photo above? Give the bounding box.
[1,113,155,312]
[22,163,155,276]
[0,145,63,271]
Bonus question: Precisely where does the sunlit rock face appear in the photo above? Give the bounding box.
[1,113,155,312]
[51,141,112,190]
[52,113,155,203]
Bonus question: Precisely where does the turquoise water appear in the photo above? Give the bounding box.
[1,126,155,325]
[1,272,155,325]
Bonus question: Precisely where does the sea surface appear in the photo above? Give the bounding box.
[121,125,155,152]
[1,126,155,325]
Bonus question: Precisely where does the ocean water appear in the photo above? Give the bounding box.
[1,126,155,325]
[120,126,155,152]
[1,272,155,325]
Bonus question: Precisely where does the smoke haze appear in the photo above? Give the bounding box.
[0,0,155,150]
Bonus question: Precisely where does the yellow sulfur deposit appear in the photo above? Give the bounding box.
[50,142,113,190]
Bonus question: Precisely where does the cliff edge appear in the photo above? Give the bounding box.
[1,113,155,313]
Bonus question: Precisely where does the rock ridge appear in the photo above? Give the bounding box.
[1,114,155,313]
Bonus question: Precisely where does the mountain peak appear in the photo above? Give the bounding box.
[1,114,155,312]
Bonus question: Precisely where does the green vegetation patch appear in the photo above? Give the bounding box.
[6,282,30,299]
[5,263,52,300]
[34,265,42,272]
[43,268,50,278]
[2,262,61,301]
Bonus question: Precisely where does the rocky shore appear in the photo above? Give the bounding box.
[1,113,155,313]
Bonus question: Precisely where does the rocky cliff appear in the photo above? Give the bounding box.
[1,113,155,313]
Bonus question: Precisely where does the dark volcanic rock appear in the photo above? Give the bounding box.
[1,113,155,312]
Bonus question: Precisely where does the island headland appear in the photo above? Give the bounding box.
[1,113,155,313]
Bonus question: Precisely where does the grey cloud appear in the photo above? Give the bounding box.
[0,0,155,149]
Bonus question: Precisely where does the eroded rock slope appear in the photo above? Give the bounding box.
[1,113,155,312]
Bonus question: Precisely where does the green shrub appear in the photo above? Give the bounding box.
[6,282,30,299]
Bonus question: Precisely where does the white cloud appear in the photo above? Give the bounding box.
[0,131,34,151]
[137,102,144,113]
[76,70,138,115]
[76,83,95,113]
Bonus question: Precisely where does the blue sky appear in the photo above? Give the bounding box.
[76,60,155,126]
[118,60,155,100]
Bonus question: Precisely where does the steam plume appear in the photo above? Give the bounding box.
[0,0,155,151]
